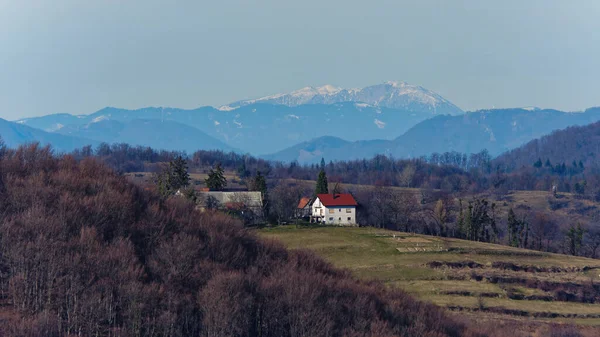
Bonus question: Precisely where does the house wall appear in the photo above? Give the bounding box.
[311,197,356,226]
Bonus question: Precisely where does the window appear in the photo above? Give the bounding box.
[346,208,352,213]
[347,217,351,221]
[329,217,333,221]
[338,217,341,221]
[329,208,335,214]
[339,209,342,212]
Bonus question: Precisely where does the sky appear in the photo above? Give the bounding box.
[1,0,599,119]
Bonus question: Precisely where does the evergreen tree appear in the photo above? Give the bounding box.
[544,159,552,168]
[156,168,171,199]
[205,163,227,191]
[315,169,329,195]
[533,158,543,168]
[320,157,326,171]
[155,157,189,199]
[237,161,250,178]
[250,171,267,194]
[250,171,269,219]
[168,156,190,190]
[507,208,519,247]
[566,224,585,256]
[465,203,473,240]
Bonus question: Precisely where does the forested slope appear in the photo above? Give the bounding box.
[0,143,477,337]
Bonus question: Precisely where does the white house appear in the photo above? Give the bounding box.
[310,193,358,226]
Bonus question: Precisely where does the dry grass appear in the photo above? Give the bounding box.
[257,225,600,326]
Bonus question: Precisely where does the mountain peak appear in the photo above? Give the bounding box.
[384,80,408,87]
[226,81,463,115]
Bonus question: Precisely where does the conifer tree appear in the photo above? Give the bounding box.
[168,156,190,190]
[250,171,269,218]
[315,169,329,195]
[507,208,517,246]
[205,163,227,191]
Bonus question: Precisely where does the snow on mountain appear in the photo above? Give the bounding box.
[226,81,463,115]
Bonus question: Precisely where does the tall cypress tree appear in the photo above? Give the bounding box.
[315,169,329,195]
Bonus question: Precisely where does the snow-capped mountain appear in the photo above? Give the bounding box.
[226,81,463,115]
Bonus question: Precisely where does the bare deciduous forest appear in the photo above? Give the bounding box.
[0,143,482,337]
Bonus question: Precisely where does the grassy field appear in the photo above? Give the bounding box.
[257,225,600,327]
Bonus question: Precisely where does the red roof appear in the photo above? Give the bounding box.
[316,194,357,207]
[297,197,311,209]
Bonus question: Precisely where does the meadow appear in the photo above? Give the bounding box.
[258,225,600,329]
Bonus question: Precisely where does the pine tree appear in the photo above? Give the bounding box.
[507,208,517,247]
[533,158,542,168]
[205,163,227,191]
[250,171,269,218]
[566,224,585,256]
[237,161,250,178]
[250,171,267,194]
[315,169,329,195]
[156,164,173,199]
[168,156,190,190]
[320,158,326,171]
[465,203,473,241]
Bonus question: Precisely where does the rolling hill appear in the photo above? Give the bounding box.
[56,119,235,153]
[266,107,600,163]
[16,103,430,155]
[0,117,97,152]
[495,118,600,171]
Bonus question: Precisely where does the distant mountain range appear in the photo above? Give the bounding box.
[17,81,457,154]
[0,118,98,152]
[265,108,600,163]
[5,81,600,163]
[57,119,235,153]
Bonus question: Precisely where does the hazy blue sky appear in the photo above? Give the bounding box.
[1,0,599,119]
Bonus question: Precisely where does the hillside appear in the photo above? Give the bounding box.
[0,144,483,337]
[495,118,600,171]
[16,103,428,155]
[259,226,600,334]
[57,118,235,153]
[266,108,600,163]
[0,117,97,152]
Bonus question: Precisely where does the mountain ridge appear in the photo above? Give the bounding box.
[265,108,600,163]
[226,81,464,115]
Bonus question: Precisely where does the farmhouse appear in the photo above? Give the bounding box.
[197,191,263,212]
[296,197,312,218]
[310,193,357,226]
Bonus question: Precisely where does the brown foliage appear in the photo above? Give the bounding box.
[0,145,478,336]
